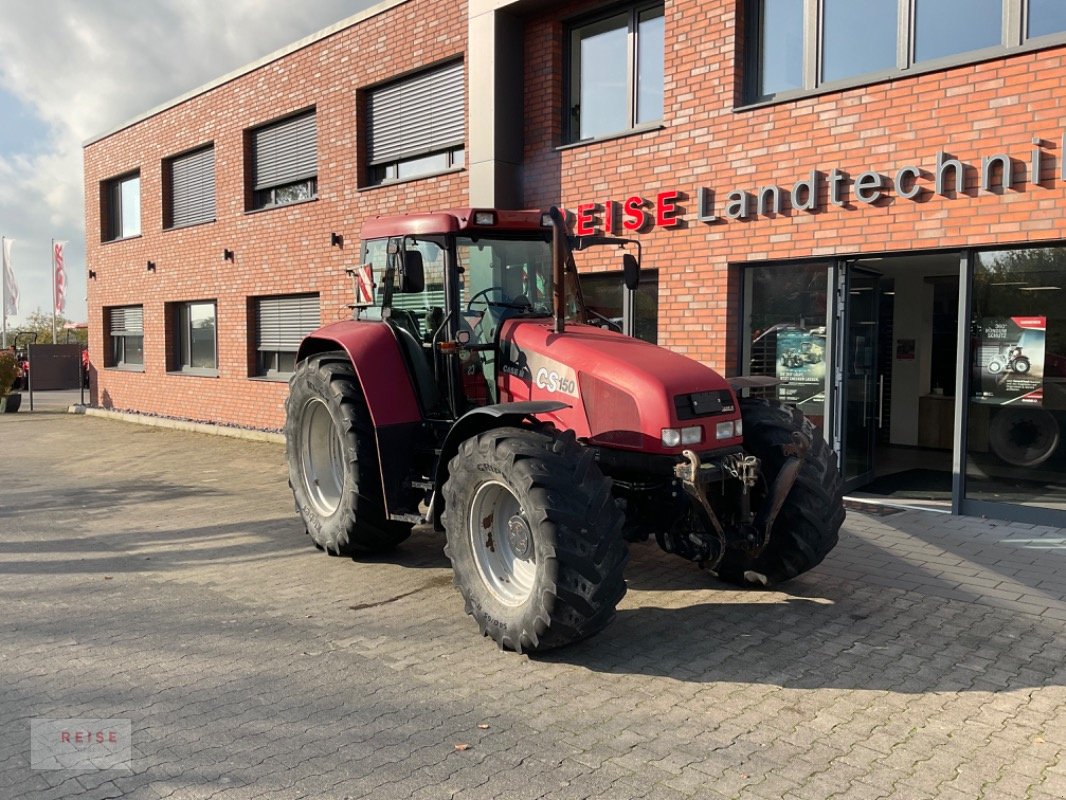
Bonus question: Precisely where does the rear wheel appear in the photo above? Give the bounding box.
[285,351,411,555]
[442,427,628,652]
[716,399,844,587]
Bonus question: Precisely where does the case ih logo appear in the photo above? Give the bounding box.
[568,135,1066,233]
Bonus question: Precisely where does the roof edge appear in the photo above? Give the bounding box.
[83,0,410,148]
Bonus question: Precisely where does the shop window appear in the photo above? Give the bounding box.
[102,172,141,241]
[567,3,664,142]
[170,301,217,374]
[579,270,659,343]
[966,246,1066,509]
[742,263,830,431]
[365,61,465,186]
[1028,0,1066,39]
[745,0,1066,104]
[165,145,215,229]
[106,305,144,369]
[253,294,319,379]
[249,110,317,210]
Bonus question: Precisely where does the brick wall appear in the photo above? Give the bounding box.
[521,0,1066,374]
[84,0,468,430]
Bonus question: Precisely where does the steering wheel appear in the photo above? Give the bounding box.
[467,286,515,312]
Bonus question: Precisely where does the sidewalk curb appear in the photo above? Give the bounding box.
[71,405,285,444]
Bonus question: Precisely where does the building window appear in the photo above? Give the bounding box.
[254,294,320,379]
[106,306,144,368]
[103,172,141,241]
[250,110,317,210]
[579,270,659,343]
[568,3,664,142]
[745,0,1066,103]
[365,60,465,186]
[171,301,217,373]
[1028,0,1066,39]
[165,145,215,228]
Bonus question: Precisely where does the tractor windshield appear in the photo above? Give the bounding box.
[456,233,585,341]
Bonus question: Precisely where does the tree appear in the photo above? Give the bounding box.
[11,309,87,346]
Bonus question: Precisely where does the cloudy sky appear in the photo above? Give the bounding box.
[0,0,379,330]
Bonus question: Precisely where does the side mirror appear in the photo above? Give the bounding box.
[622,253,640,291]
[401,250,425,293]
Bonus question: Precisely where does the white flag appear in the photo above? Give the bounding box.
[2,238,17,317]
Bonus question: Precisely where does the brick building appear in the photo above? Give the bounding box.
[85,0,1066,523]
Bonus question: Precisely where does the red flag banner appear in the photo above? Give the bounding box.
[355,263,374,305]
[54,241,67,314]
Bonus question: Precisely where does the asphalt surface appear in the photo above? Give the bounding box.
[1,410,1065,799]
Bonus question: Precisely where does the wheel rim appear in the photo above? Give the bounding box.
[468,480,537,606]
[300,398,345,517]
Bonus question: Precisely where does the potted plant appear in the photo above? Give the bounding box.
[0,349,22,413]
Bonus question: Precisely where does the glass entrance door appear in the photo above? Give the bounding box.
[842,268,881,488]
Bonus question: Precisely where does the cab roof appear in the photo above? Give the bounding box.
[359,208,547,240]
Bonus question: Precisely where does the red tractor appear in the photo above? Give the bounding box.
[286,207,844,652]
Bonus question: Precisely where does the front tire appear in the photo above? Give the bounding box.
[442,427,628,653]
[716,399,844,587]
[285,352,411,555]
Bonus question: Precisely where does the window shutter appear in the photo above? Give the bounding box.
[110,306,143,335]
[170,146,216,227]
[257,295,320,351]
[367,61,465,166]
[252,112,317,191]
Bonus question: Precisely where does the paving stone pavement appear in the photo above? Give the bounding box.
[1,412,1065,800]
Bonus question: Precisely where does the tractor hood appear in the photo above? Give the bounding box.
[498,321,742,454]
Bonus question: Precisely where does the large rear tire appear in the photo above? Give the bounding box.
[285,351,411,555]
[715,399,844,587]
[442,427,628,653]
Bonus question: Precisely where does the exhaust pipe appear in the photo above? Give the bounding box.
[548,206,567,334]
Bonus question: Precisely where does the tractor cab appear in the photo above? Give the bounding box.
[354,209,618,420]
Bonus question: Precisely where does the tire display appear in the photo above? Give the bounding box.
[715,399,845,587]
[442,427,628,653]
[285,351,411,555]
[988,406,1060,468]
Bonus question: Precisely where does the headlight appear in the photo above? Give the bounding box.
[716,420,741,440]
[662,426,702,447]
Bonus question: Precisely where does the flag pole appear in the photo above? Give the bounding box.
[51,239,57,344]
[1,235,7,349]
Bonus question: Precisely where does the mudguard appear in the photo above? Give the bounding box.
[297,320,423,517]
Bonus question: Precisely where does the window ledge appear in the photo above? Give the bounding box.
[102,234,143,245]
[358,166,465,192]
[556,123,665,152]
[245,196,318,216]
[167,368,219,378]
[164,219,216,232]
[104,365,145,373]
[248,374,292,383]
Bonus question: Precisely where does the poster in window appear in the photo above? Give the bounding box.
[775,328,827,406]
[971,316,1046,406]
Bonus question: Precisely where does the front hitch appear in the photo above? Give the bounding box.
[667,431,811,567]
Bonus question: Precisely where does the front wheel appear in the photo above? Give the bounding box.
[442,427,628,653]
[285,352,411,555]
[988,360,1003,374]
[715,399,844,587]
